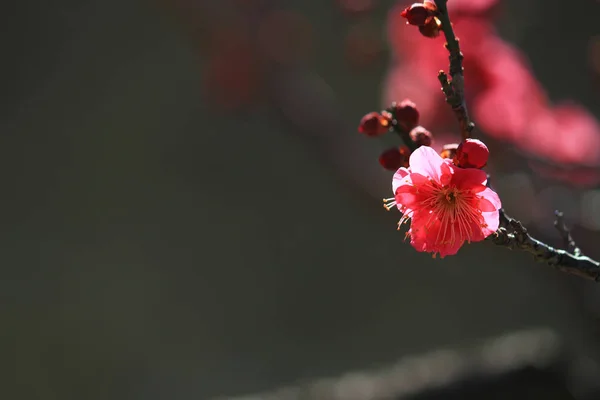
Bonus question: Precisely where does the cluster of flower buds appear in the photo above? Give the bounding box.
[358,99,489,171]
[400,1,442,38]
[358,99,421,171]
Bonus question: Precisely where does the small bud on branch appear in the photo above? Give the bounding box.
[358,112,390,137]
[455,139,488,169]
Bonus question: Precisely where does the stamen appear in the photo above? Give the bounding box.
[383,197,397,211]
[383,202,396,211]
[399,213,411,225]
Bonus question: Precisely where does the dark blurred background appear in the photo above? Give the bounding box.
[3,0,600,399]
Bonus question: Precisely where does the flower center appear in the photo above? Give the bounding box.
[439,187,460,210]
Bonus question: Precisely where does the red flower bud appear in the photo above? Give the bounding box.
[379,146,411,171]
[390,99,419,130]
[358,112,390,137]
[440,143,459,160]
[400,3,431,26]
[455,138,489,168]
[423,0,438,12]
[409,126,433,147]
[418,16,442,38]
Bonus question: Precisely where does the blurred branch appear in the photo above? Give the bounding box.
[434,0,474,140]
[217,329,566,400]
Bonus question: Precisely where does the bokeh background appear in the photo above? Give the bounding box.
[3,0,600,399]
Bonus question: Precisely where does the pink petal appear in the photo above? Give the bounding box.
[451,167,488,190]
[409,210,467,257]
[409,228,428,253]
[478,187,501,210]
[392,167,411,193]
[470,184,488,193]
[464,217,486,243]
[408,146,446,183]
[408,172,429,186]
[394,185,419,209]
[439,162,453,186]
[478,197,496,212]
[481,210,500,236]
[437,240,465,258]
[408,211,437,253]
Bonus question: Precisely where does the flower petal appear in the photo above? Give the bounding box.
[408,172,429,186]
[407,211,434,253]
[394,185,419,209]
[409,228,428,253]
[470,184,488,193]
[437,240,465,257]
[478,187,501,210]
[392,167,411,193]
[451,167,488,190]
[439,161,453,186]
[408,146,446,183]
[481,210,500,236]
[478,197,496,212]
[409,210,467,257]
[464,217,486,243]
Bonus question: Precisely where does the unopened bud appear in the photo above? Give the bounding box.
[423,0,437,12]
[358,112,390,137]
[455,138,489,168]
[409,126,433,147]
[390,99,419,130]
[379,146,411,171]
[418,16,441,38]
[400,3,431,26]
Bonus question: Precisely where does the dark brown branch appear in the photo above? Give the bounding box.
[433,0,474,139]
[493,198,599,281]
[489,211,600,282]
[554,210,582,257]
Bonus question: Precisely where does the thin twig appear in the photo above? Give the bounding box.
[433,0,474,140]
[488,215,600,281]
[554,210,582,257]
[390,124,418,152]
[398,128,418,152]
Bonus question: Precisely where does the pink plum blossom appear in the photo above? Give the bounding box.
[384,146,501,257]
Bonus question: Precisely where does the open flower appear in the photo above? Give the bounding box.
[384,146,501,257]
